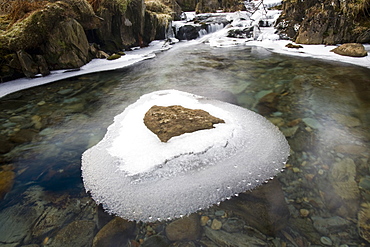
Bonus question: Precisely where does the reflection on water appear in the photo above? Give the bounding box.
[0,43,370,246]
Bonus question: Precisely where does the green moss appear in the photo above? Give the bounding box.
[107,54,121,60]
[145,0,172,14]
[100,0,131,14]
[2,2,74,51]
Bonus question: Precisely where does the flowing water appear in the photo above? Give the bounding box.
[0,42,370,246]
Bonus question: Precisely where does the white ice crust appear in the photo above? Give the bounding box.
[81,90,290,222]
[108,91,236,176]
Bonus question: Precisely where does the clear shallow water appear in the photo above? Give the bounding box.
[0,42,370,246]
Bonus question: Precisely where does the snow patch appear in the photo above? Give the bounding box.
[0,41,169,98]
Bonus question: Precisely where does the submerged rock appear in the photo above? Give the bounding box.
[219,179,289,235]
[327,158,360,217]
[144,105,225,142]
[0,165,15,199]
[49,220,96,247]
[92,217,136,247]
[358,203,370,243]
[204,226,267,246]
[165,214,201,241]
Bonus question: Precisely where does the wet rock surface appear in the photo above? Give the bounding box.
[143,105,225,142]
[92,217,136,247]
[165,214,201,241]
[0,165,15,199]
[48,220,96,247]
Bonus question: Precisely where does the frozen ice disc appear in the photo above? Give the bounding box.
[81,90,290,222]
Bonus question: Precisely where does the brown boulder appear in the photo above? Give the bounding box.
[285,43,303,49]
[143,105,225,142]
[330,43,368,57]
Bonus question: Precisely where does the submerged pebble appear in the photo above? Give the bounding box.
[320,236,333,246]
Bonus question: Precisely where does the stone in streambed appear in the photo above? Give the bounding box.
[140,235,170,247]
[358,203,370,243]
[222,218,245,233]
[334,144,366,155]
[165,214,201,241]
[210,219,222,230]
[0,165,15,199]
[9,129,38,144]
[327,158,360,217]
[256,92,279,115]
[92,217,136,247]
[204,226,267,246]
[0,135,14,154]
[50,220,96,247]
[330,113,361,127]
[144,105,225,142]
[218,179,289,235]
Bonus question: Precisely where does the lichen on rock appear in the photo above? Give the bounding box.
[143,105,225,142]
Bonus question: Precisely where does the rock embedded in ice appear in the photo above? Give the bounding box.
[81,90,290,222]
[143,105,225,142]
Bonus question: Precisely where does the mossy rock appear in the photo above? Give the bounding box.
[107,54,122,60]
[2,0,98,51]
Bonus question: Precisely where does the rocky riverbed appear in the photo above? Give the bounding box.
[0,43,369,246]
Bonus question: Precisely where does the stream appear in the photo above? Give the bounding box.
[0,42,370,246]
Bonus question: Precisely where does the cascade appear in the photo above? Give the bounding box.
[207,23,224,33]
[198,29,208,37]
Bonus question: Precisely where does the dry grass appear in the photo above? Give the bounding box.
[87,0,102,12]
[145,0,172,14]
[342,0,370,17]
[0,0,48,25]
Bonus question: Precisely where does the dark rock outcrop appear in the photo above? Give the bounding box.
[43,18,90,70]
[176,0,197,12]
[0,0,100,81]
[143,105,225,142]
[195,0,245,13]
[94,0,146,52]
[276,0,370,44]
[176,24,205,40]
[0,0,175,82]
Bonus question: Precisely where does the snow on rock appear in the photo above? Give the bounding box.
[81,90,290,222]
[0,41,169,98]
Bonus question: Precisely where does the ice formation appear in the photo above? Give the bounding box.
[81,90,290,222]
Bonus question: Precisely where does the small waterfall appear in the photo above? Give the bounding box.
[165,22,175,40]
[207,23,224,33]
[198,29,208,37]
